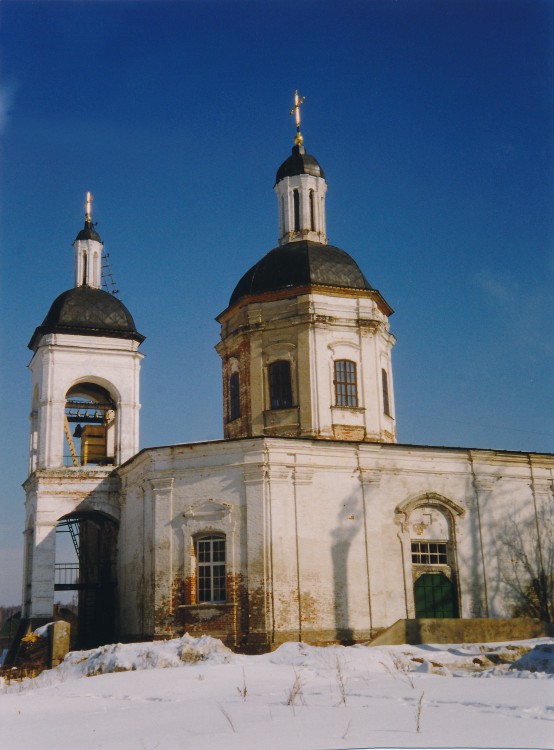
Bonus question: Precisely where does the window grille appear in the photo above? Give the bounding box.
[229,372,240,421]
[197,535,226,603]
[269,360,293,409]
[334,360,358,407]
[411,541,448,565]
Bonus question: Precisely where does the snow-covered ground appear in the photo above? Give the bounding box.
[1,634,553,749]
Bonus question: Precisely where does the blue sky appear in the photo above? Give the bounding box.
[0,0,553,604]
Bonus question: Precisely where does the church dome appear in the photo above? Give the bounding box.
[275,145,326,185]
[228,240,372,308]
[29,286,144,350]
[75,219,103,243]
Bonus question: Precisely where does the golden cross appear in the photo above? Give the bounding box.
[289,90,305,145]
[85,191,93,221]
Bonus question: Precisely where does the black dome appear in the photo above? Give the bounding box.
[275,145,326,184]
[228,240,372,308]
[75,219,103,243]
[29,286,144,350]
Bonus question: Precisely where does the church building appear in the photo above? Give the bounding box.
[21,98,553,651]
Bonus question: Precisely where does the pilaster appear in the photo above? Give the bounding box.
[243,461,270,648]
[149,477,174,636]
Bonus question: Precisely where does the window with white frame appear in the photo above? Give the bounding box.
[334,360,358,407]
[196,535,226,603]
[411,541,448,565]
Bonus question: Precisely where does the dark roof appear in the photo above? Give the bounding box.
[29,286,145,350]
[275,144,325,184]
[75,219,103,243]
[228,240,372,308]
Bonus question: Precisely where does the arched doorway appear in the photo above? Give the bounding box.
[408,503,459,619]
[55,512,118,648]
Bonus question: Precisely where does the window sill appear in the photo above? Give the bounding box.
[331,406,365,413]
[178,602,235,611]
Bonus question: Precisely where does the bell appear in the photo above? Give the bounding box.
[73,424,83,438]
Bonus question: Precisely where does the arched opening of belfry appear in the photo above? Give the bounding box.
[409,504,459,618]
[63,383,116,467]
[55,512,118,649]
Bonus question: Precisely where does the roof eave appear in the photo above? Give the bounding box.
[217,284,394,323]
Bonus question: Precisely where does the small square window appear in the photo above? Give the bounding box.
[411,541,448,566]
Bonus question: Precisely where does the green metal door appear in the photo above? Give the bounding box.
[414,573,457,618]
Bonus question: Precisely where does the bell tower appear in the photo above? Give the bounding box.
[21,196,145,644]
[217,93,397,444]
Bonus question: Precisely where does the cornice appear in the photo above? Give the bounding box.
[217,285,394,323]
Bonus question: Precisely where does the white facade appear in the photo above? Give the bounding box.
[116,438,553,647]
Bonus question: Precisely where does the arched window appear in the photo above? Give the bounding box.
[196,535,226,603]
[293,190,300,232]
[309,190,315,231]
[334,360,358,407]
[382,368,391,416]
[269,360,293,409]
[229,372,240,421]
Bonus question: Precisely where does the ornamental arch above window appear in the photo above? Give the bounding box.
[196,534,226,603]
[334,360,358,407]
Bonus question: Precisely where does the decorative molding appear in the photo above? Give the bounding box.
[473,476,498,493]
[183,498,234,522]
[148,477,174,493]
[267,467,292,483]
[395,492,466,524]
[327,339,361,352]
[532,479,554,497]
[358,469,381,487]
[243,464,266,485]
[293,467,314,485]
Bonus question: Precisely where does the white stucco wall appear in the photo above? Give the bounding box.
[117,437,554,646]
